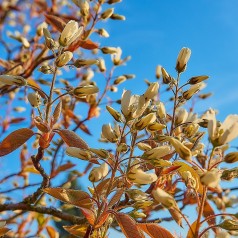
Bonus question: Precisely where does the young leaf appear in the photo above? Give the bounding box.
[80,207,96,226]
[108,189,124,208]
[0,128,34,157]
[54,129,88,149]
[67,39,99,52]
[46,226,59,238]
[137,223,175,238]
[44,14,66,32]
[44,188,93,209]
[186,220,197,238]
[63,224,88,237]
[203,200,218,233]
[51,162,76,178]
[114,213,145,238]
[0,227,11,236]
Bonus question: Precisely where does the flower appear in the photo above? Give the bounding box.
[157,102,166,118]
[128,167,157,185]
[200,168,221,188]
[175,108,188,125]
[89,163,109,182]
[176,47,191,73]
[0,75,27,86]
[134,113,156,130]
[101,124,118,142]
[144,145,171,160]
[152,187,176,208]
[121,90,150,120]
[183,82,206,100]
[144,82,159,100]
[27,92,41,107]
[55,51,73,67]
[207,112,238,146]
[66,147,92,160]
[59,20,83,47]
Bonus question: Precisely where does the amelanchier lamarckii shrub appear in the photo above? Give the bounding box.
[1,1,238,238]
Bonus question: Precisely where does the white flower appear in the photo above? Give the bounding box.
[145,145,171,159]
[200,168,221,188]
[27,92,41,107]
[101,124,118,142]
[89,163,109,182]
[175,108,188,125]
[55,51,73,67]
[59,20,83,47]
[121,90,150,120]
[144,82,159,100]
[152,187,176,208]
[66,147,91,160]
[176,47,191,73]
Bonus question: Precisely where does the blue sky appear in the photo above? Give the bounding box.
[1,0,238,237]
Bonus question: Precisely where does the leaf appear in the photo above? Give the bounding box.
[169,207,182,227]
[114,213,145,238]
[54,129,88,149]
[108,189,124,208]
[23,166,40,175]
[173,161,203,194]
[186,220,197,238]
[0,128,34,157]
[0,227,11,236]
[203,200,218,233]
[44,14,66,32]
[63,224,88,236]
[52,162,76,177]
[79,123,92,135]
[67,38,99,52]
[137,223,175,238]
[95,210,109,229]
[44,188,93,209]
[9,117,26,124]
[80,207,95,225]
[46,226,59,238]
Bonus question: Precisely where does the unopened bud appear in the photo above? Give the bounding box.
[144,145,171,160]
[98,58,106,72]
[161,67,172,84]
[157,102,166,118]
[224,152,238,163]
[56,51,73,67]
[188,75,209,85]
[89,148,109,159]
[34,116,50,133]
[74,59,98,68]
[43,28,56,50]
[144,82,159,100]
[117,143,128,153]
[130,210,147,219]
[218,219,238,231]
[101,124,118,143]
[107,0,121,4]
[137,142,152,151]
[73,85,99,96]
[89,163,109,182]
[134,113,156,130]
[200,168,221,188]
[101,47,118,54]
[221,168,238,181]
[97,28,110,38]
[114,75,126,85]
[156,65,162,79]
[38,65,53,74]
[101,8,114,19]
[134,200,153,209]
[147,122,166,132]
[175,108,188,125]
[27,92,41,107]
[37,22,48,36]
[106,105,122,122]
[66,147,92,160]
[0,75,27,86]
[124,74,135,79]
[183,82,206,100]
[110,14,126,20]
[128,167,157,185]
[176,47,191,73]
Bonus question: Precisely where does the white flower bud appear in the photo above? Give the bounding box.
[89,163,109,182]
[144,82,159,100]
[0,75,27,86]
[27,92,41,107]
[59,20,83,47]
[66,147,91,160]
[101,8,114,19]
[188,75,209,85]
[113,75,127,85]
[73,85,99,97]
[152,187,176,208]
[101,47,118,54]
[98,58,106,72]
[101,124,118,142]
[175,108,188,125]
[97,28,110,38]
[161,67,171,84]
[137,142,152,151]
[134,113,156,130]
[128,168,157,185]
[37,22,48,36]
[200,168,221,188]
[74,59,98,68]
[183,82,206,100]
[112,47,122,65]
[106,105,122,122]
[144,145,171,159]
[56,51,73,67]
[110,14,126,20]
[89,148,109,159]
[156,65,162,79]
[157,102,166,118]
[176,47,191,73]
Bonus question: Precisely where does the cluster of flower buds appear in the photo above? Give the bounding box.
[0,75,27,87]
[89,163,109,182]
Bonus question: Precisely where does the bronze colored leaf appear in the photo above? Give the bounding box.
[46,226,59,238]
[51,162,76,178]
[108,189,124,208]
[52,101,62,124]
[137,223,175,238]
[186,220,197,238]
[203,200,218,233]
[54,129,88,149]
[9,117,26,124]
[63,224,88,236]
[0,227,11,236]
[114,213,145,238]
[44,14,66,32]
[0,128,34,157]
[67,39,99,52]
[80,207,95,226]
[79,123,92,135]
[44,188,93,209]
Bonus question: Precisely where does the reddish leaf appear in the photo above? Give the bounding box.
[203,200,218,233]
[9,117,26,124]
[80,207,95,226]
[0,128,34,157]
[46,226,59,238]
[0,227,10,236]
[63,224,88,236]
[95,210,109,228]
[137,223,175,238]
[114,213,145,238]
[44,188,93,209]
[51,162,76,178]
[44,14,66,32]
[108,189,124,208]
[186,220,197,238]
[79,123,92,135]
[54,129,88,149]
[67,39,99,52]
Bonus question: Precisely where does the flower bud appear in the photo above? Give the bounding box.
[134,200,153,209]
[101,47,118,54]
[144,145,171,160]
[33,116,50,133]
[101,124,118,142]
[89,148,109,159]
[152,187,177,208]
[128,167,157,185]
[144,82,159,100]
[74,59,98,68]
[168,137,192,161]
[124,74,135,79]
[27,92,41,107]
[112,47,122,65]
[37,22,48,36]
[0,75,27,87]
[59,20,83,47]
[183,82,206,100]
[73,85,99,97]
[89,163,109,182]
[113,75,126,85]
[127,189,148,201]
[200,168,221,188]
[66,147,92,160]
[130,211,147,219]
[108,0,121,4]
[137,142,151,151]
[218,219,238,231]
[221,168,238,181]
[134,113,156,130]
[97,28,109,38]
[43,28,56,50]
[156,65,162,79]
[224,152,238,163]
[188,75,209,85]
[157,102,166,118]
[147,122,166,132]
[176,47,191,73]
[175,108,188,125]
[106,105,122,122]
[110,14,126,20]
[38,65,53,74]
[98,58,106,72]
[161,67,172,84]
[181,171,197,189]
[56,51,73,67]
[101,8,114,19]
[117,143,128,153]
